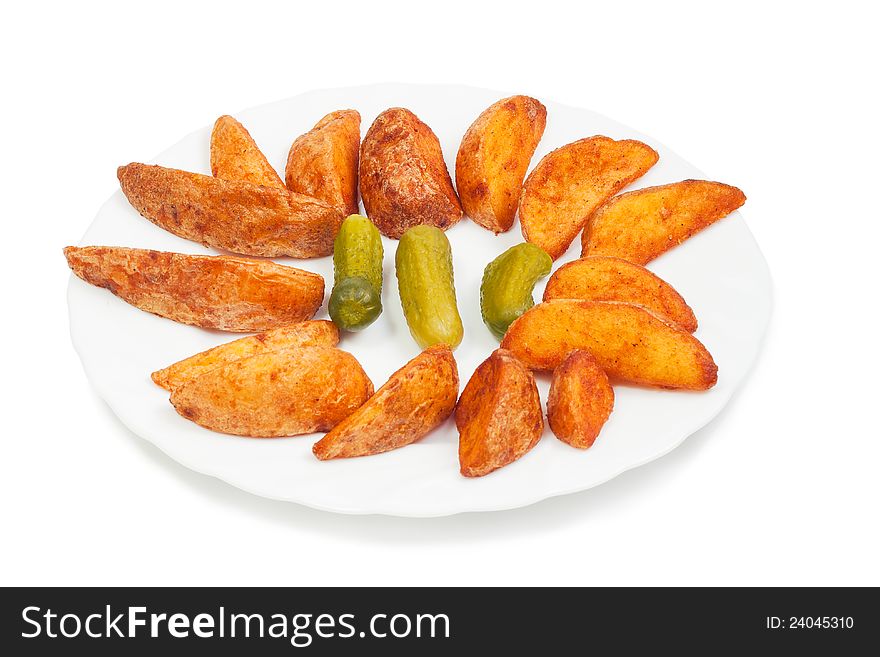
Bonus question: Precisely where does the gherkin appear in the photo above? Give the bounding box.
[395,226,463,350]
[480,243,552,340]
[328,215,384,331]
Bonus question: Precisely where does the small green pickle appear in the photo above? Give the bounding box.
[480,242,552,339]
[328,215,384,331]
[395,225,463,349]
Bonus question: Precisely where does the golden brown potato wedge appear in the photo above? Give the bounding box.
[456,349,543,478]
[518,136,659,260]
[543,256,697,332]
[285,110,361,217]
[151,320,339,391]
[582,180,746,265]
[210,115,285,189]
[312,344,459,460]
[547,350,614,449]
[64,246,324,332]
[170,346,373,437]
[500,299,717,390]
[117,163,341,258]
[359,108,462,239]
[455,95,546,233]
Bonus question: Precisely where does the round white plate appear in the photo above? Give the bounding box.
[68,83,772,517]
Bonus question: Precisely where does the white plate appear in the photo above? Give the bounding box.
[67,83,772,517]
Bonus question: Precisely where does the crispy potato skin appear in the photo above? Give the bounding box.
[543,256,698,332]
[117,163,341,258]
[455,96,546,233]
[547,350,614,449]
[169,346,373,437]
[210,115,285,189]
[359,108,462,239]
[500,299,717,390]
[518,136,658,259]
[151,320,339,391]
[456,349,543,477]
[312,344,459,460]
[285,110,361,217]
[582,180,746,265]
[64,246,324,332]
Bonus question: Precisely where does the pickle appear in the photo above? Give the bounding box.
[480,242,552,339]
[395,225,464,349]
[328,215,384,331]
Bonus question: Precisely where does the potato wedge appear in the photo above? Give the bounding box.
[312,344,459,460]
[117,163,341,258]
[500,299,717,390]
[170,346,373,437]
[518,136,658,259]
[210,115,285,189]
[455,95,546,233]
[582,180,746,265]
[151,320,339,391]
[543,256,697,332]
[456,349,543,477]
[547,350,614,449]
[359,108,462,239]
[64,246,324,332]
[285,110,361,217]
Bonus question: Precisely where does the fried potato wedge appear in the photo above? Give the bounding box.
[312,344,459,460]
[518,136,658,259]
[547,350,614,449]
[543,256,697,332]
[582,180,746,265]
[500,299,717,390]
[118,163,341,258]
[285,110,361,217]
[151,320,339,391]
[455,95,546,233]
[210,115,285,189]
[456,349,543,477]
[64,246,324,332]
[170,346,373,437]
[359,108,462,239]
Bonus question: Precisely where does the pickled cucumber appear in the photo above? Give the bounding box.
[395,225,463,349]
[480,242,552,339]
[328,215,384,331]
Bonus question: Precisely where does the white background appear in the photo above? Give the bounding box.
[2,0,877,586]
